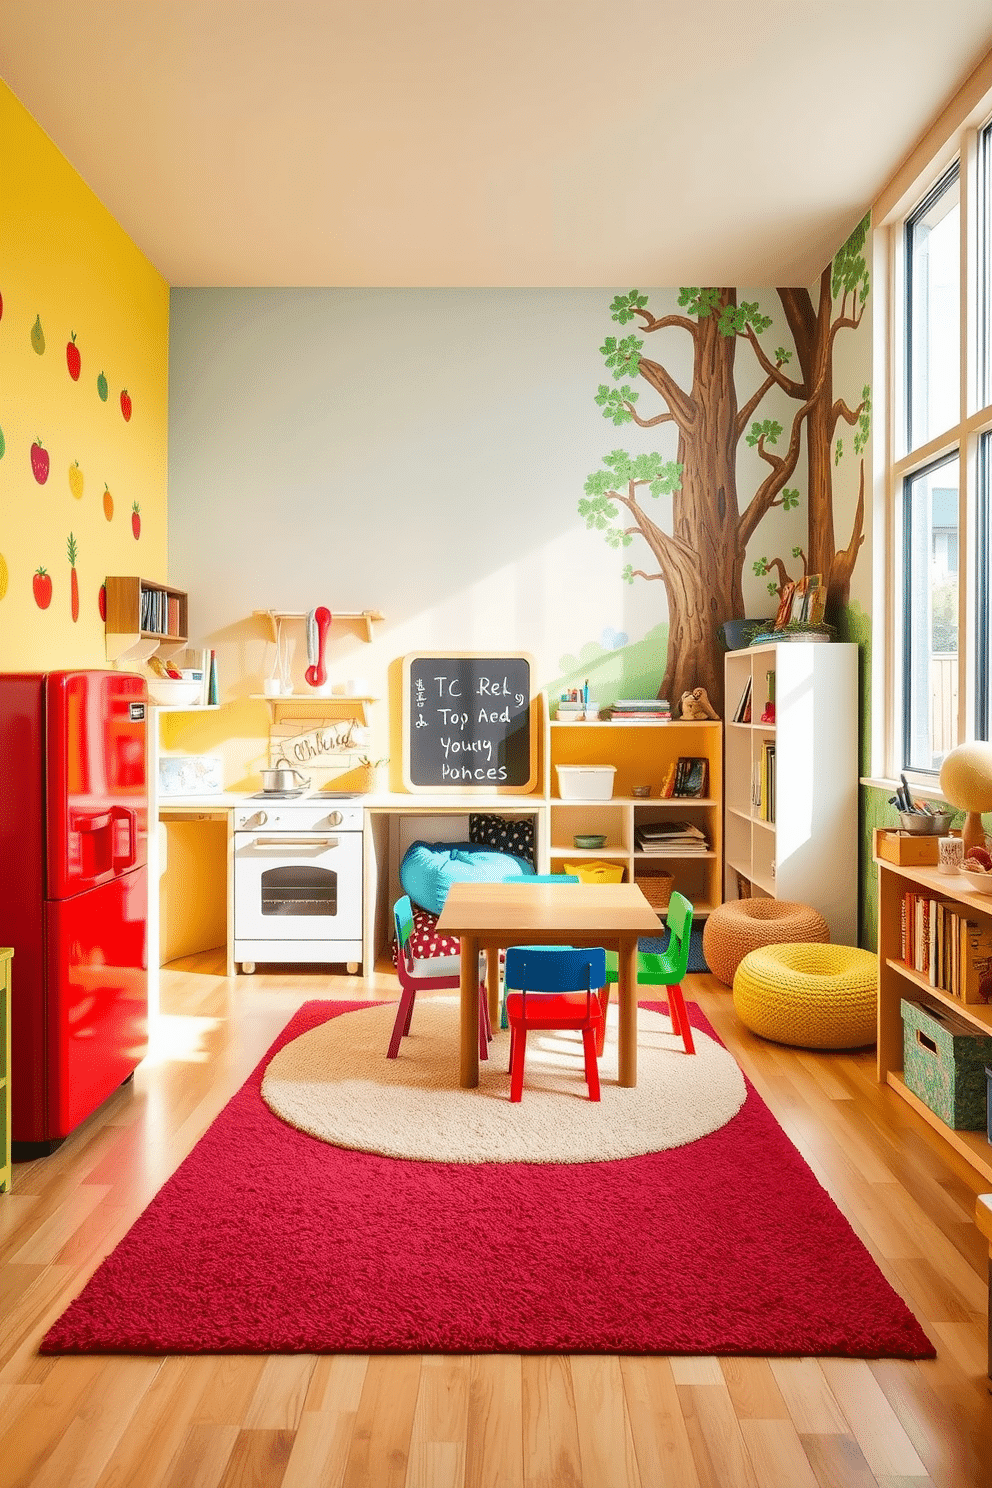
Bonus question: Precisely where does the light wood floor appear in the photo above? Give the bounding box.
[1,955,991,1488]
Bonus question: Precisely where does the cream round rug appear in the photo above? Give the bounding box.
[262,998,747,1163]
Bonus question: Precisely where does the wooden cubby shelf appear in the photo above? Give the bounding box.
[105,576,188,663]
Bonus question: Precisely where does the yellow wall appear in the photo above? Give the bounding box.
[0,82,169,670]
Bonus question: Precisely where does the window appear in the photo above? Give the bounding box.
[887,113,992,779]
[902,455,959,770]
[906,166,960,449]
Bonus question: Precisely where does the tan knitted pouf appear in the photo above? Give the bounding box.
[702,899,830,987]
[733,942,877,1049]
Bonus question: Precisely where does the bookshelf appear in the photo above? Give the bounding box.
[545,713,723,918]
[876,851,992,1184]
[723,640,858,942]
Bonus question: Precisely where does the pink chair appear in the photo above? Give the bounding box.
[387,895,492,1060]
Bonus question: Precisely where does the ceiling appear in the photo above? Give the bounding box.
[2,1,992,288]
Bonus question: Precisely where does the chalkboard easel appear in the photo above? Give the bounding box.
[401,652,538,793]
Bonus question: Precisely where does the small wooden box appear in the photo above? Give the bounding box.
[874,828,939,866]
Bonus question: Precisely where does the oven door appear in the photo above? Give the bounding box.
[233,830,363,942]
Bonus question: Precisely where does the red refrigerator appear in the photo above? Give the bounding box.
[0,670,149,1157]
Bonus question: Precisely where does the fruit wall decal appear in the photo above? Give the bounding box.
[30,438,49,483]
[131,501,141,539]
[0,290,4,320]
[0,426,4,459]
[103,483,114,521]
[98,583,106,620]
[96,369,108,401]
[66,332,81,381]
[68,460,83,499]
[0,554,7,600]
[33,567,52,609]
[120,388,132,422]
[31,314,45,354]
[67,533,79,621]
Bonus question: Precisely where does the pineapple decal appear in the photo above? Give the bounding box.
[67,532,79,621]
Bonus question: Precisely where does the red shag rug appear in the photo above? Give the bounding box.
[40,1001,934,1358]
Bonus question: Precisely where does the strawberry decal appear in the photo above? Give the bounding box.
[66,332,81,381]
[96,369,108,402]
[30,438,49,484]
[103,483,114,521]
[120,388,132,422]
[131,501,141,539]
[33,566,52,609]
[98,583,107,621]
[67,533,79,621]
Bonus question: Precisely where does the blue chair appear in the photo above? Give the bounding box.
[498,874,580,1030]
[503,946,607,1102]
[604,891,696,1055]
[387,895,492,1061]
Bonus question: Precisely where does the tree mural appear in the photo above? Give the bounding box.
[579,216,870,710]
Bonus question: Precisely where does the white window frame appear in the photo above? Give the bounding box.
[873,65,992,790]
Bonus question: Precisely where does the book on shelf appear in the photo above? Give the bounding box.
[899,889,992,1004]
[659,762,677,798]
[673,757,708,798]
[732,677,752,723]
[635,822,708,853]
[609,699,671,720]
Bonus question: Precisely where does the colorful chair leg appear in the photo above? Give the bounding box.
[603,891,697,1055]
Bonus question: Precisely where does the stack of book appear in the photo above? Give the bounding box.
[635,821,709,854]
[608,698,671,721]
[901,889,992,1004]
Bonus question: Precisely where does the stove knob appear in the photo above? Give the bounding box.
[327,811,343,827]
[254,810,268,827]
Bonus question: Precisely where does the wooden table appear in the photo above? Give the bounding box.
[436,881,661,1089]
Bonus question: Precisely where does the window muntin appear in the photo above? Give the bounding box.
[977,431,991,740]
[906,165,960,450]
[902,452,959,772]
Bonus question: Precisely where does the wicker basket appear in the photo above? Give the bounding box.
[635,869,674,910]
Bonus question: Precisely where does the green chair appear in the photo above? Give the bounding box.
[604,891,696,1055]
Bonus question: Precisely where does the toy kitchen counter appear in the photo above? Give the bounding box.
[155,791,544,979]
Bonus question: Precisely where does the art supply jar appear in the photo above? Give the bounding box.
[938,835,966,874]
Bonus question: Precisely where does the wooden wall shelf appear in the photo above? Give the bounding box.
[254,609,384,644]
[105,576,188,663]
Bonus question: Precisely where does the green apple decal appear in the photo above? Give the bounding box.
[31,314,45,355]
[96,369,108,401]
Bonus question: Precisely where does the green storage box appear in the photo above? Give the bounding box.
[901,996,992,1130]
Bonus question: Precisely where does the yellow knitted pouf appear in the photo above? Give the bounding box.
[703,899,830,987]
[733,942,877,1050]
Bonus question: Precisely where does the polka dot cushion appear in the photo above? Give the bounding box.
[469,813,536,867]
[391,908,461,969]
[733,942,877,1049]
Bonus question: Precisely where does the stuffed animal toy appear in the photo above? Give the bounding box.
[679,687,720,721]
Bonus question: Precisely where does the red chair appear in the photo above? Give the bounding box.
[387,895,492,1060]
[503,946,607,1101]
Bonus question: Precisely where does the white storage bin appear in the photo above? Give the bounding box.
[556,765,616,800]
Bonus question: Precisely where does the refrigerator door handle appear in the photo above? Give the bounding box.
[77,813,112,833]
[110,806,138,871]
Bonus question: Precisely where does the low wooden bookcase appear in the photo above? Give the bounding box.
[876,849,992,1184]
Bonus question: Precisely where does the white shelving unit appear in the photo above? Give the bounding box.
[723,640,858,943]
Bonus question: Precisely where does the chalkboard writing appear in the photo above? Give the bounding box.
[402,653,537,792]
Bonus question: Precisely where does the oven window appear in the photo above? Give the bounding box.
[261,865,338,917]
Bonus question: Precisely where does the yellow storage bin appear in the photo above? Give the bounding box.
[563,859,626,884]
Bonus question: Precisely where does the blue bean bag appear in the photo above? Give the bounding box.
[400,840,535,915]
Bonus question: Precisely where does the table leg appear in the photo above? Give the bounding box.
[618,935,638,1087]
[460,933,481,1088]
